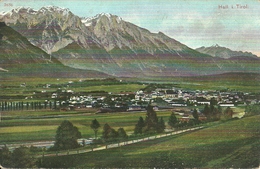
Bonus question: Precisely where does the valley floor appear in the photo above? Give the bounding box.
[40,115,260,168]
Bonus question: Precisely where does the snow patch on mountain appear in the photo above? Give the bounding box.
[39,6,70,15]
[81,13,122,27]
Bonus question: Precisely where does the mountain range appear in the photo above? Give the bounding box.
[0,22,109,78]
[0,6,259,78]
[196,44,258,59]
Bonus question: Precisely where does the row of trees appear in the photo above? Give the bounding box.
[201,98,222,121]
[133,101,237,136]
[200,98,234,121]
[91,119,128,143]
[134,105,166,134]
[133,104,207,136]
[102,124,128,142]
[0,145,37,168]
[52,104,203,151]
[51,119,129,151]
[51,105,167,151]
[0,101,62,111]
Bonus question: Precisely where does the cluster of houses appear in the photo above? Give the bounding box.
[134,88,258,107]
[64,87,259,113]
[22,82,258,122]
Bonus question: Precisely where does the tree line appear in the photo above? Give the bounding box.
[0,101,63,111]
[0,145,37,168]
[49,103,236,151]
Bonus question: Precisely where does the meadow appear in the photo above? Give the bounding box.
[1,72,259,103]
[40,115,260,168]
[141,72,260,92]
[0,77,146,102]
[0,109,174,144]
[0,106,245,143]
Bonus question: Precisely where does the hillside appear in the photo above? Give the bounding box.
[0,7,121,76]
[0,22,110,78]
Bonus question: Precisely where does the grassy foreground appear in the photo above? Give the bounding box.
[0,109,175,143]
[40,115,260,168]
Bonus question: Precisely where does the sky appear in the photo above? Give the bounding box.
[0,0,260,56]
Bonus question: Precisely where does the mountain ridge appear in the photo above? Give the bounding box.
[0,22,110,78]
[0,6,259,77]
[196,44,258,59]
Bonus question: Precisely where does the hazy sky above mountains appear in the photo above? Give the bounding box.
[1,0,259,56]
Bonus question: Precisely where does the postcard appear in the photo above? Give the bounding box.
[0,0,259,168]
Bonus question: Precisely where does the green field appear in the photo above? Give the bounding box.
[139,73,260,92]
[40,115,260,168]
[0,77,146,102]
[0,109,174,143]
[71,84,145,93]
[0,106,246,143]
[1,73,259,102]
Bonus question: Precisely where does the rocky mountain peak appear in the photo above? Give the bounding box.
[81,13,122,27]
[0,6,73,22]
[213,44,220,47]
[4,6,70,15]
[38,6,71,16]
[40,6,70,12]
[0,6,92,54]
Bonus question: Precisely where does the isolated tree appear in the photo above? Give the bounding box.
[102,123,118,141]
[157,117,166,133]
[118,128,128,140]
[12,146,36,168]
[212,106,221,120]
[53,120,82,150]
[44,101,47,109]
[90,119,101,139]
[54,100,57,109]
[168,112,178,129]
[25,102,28,110]
[192,108,199,121]
[134,116,145,135]
[108,128,118,140]
[102,123,111,140]
[144,104,159,133]
[203,104,211,118]
[217,105,223,115]
[49,101,52,109]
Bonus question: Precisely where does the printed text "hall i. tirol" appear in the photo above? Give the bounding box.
[218,4,249,9]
